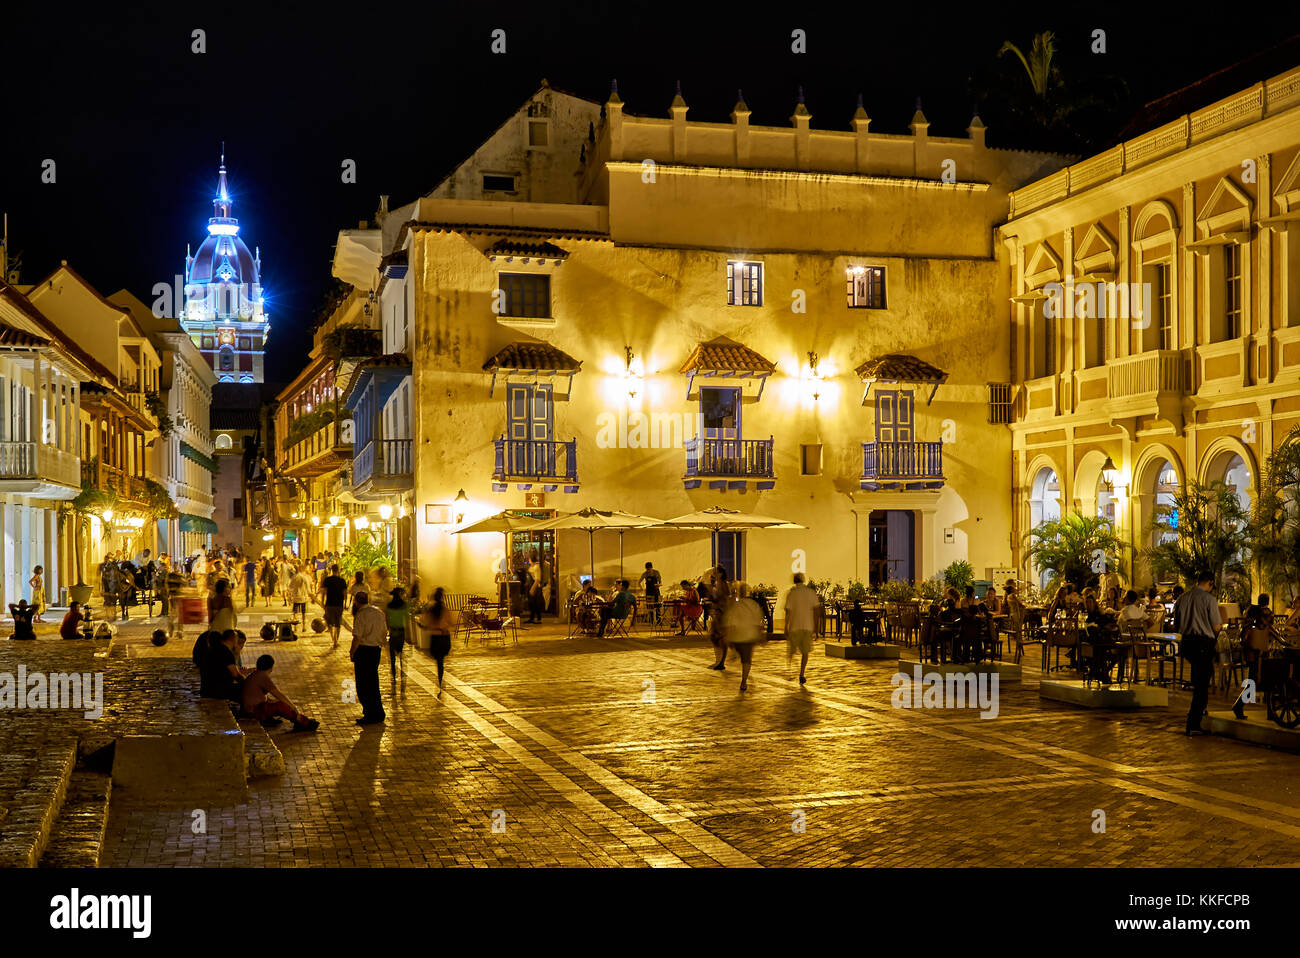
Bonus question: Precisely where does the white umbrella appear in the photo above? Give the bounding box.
[452,511,549,579]
[531,507,660,580]
[657,505,805,532]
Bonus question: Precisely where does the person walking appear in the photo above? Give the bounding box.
[707,566,731,670]
[384,586,411,681]
[1174,571,1222,736]
[418,587,454,694]
[288,564,314,631]
[350,591,387,725]
[28,566,46,623]
[319,564,348,650]
[242,554,258,609]
[783,572,821,685]
[260,558,278,608]
[525,552,544,624]
[723,582,765,691]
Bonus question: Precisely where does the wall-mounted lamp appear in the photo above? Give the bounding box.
[1101,456,1118,492]
[327,515,339,527]
[624,346,637,398]
[102,509,114,522]
[261,533,274,542]
[808,351,821,401]
[378,504,393,521]
[454,488,468,524]
[310,515,321,526]
[354,516,370,530]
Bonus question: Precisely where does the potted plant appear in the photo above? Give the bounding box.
[61,483,117,606]
[1024,511,1129,594]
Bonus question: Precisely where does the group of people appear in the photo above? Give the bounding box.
[192,626,320,732]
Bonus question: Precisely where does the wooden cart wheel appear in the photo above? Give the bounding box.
[1267,677,1300,729]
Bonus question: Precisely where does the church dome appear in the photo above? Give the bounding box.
[188,232,258,286]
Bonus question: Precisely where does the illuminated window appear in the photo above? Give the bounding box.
[727,261,763,306]
[498,273,550,318]
[215,433,233,450]
[847,266,886,309]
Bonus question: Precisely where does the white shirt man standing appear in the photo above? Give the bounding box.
[350,592,388,725]
[783,573,822,685]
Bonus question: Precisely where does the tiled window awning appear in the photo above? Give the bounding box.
[680,337,775,400]
[483,342,582,397]
[485,239,568,264]
[856,353,948,405]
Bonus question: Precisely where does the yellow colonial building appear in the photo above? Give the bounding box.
[329,81,1069,609]
[999,63,1300,586]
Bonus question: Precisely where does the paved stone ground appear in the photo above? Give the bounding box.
[82,603,1300,867]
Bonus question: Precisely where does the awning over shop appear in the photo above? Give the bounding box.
[855,353,948,405]
[180,441,216,472]
[179,513,219,534]
[680,337,775,399]
[483,341,582,397]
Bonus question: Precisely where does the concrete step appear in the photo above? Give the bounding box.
[39,771,112,868]
[237,718,286,780]
[0,744,77,868]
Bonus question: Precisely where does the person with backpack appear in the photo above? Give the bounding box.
[384,586,411,681]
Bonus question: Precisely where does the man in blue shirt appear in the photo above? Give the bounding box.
[598,580,637,637]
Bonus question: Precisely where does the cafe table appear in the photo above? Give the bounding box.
[1147,632,1184,686]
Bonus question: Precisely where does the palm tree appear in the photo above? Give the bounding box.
[1251,431,1300,600]
[1144,480,1249,594]
[998,31,1057,99]
[1023,511,1128,595]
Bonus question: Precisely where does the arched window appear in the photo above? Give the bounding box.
[1028,467,1062,589]
[214,433,233,450]
[1152,460,1179,548]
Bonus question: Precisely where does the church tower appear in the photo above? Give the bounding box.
[182,150,268,383]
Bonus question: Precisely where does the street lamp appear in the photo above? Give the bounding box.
[310,516,320,526]
[103,509,113,522]
[354,516,370,530]
[327,515,339,527]
[378,504,393,521]
[1102,456,1118,492]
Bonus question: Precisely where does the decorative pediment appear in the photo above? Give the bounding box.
[1196,175,1253,234]
[1074,222,1117,276]
[1024,241,1063,287]
[1133,200,1179,250]
[1275,151,1300,212]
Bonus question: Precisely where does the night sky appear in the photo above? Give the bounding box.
[2,2,1294,383]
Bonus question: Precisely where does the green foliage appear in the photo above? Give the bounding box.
[845,579,868,602]
[1023,511,1127,593]
[72,483,116,517]
[877,578,916,603]
[341,537,396,581]
[282,408,351,449]
[750,582,778,601]
[139,477,177,519]
[916,574,946,601]
[1250,431,1300,600]
[145,392,173,437]
[321,323,382,361]
[942,559,975,592]
[1144,480,1249,592]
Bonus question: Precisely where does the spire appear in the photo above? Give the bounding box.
[608,78,621,105]
[670,79,686,111]
[213,148,232,220]
[792,84,810,120]
[910,96,929,136]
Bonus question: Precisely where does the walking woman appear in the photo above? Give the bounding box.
[385,586,411,681]
[724,582,766,691]
[260,558,278,608]
[29,566,46,623]
[418,587,454,694]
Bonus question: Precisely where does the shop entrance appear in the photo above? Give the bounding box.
[510,512,557,615]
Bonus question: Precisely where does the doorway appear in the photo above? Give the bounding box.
[869,509,914,585]
[510,512,557,615]
[712,530,745,582]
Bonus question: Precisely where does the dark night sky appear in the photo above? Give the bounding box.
[1,2,1294,382]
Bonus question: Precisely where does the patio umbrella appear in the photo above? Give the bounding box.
[531,507,661,581]
[657,505,805,532]
[451,511,549,575]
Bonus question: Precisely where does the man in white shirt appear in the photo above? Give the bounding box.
[783,573,822,685]
[349,592,388,725]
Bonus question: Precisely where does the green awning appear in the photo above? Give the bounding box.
[180,442,216,473]
[179,513,219,534]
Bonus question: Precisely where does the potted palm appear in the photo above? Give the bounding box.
[1023,511,1128,594]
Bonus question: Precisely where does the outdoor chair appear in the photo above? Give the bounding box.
[604,611,633,638]
[465,607,519,646]
[1044,623,1078,672]
[898,607,921,647]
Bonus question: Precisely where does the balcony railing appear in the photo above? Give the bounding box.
[493,438,578,482]
[281,420,352,475]
[684,437,774,478]
[1107,350,1184,399]
[861,441,943,485]
[81,460,150,503]
[0,441,80,490]
[353,438,414,488]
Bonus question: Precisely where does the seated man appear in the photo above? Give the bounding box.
[598,580,636,637]
[60,602,86,640]
[9,600,35,640]
[241,654,319,732]
[199,629,244,702]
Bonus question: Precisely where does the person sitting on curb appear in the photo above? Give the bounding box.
[241,654,319,732]
[60,601,86,640]
[9,600,36,640]
[200,629,244,702]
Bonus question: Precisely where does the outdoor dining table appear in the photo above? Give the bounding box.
[1147,632,1186,687]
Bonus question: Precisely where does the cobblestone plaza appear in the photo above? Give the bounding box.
[81,614,1300,868]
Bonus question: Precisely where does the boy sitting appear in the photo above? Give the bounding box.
[240,654,320,732]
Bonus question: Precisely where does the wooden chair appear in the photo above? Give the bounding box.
[1044,622,1078,672]
[898,606,921,648]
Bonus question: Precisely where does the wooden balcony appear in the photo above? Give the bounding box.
[492,438,578,493]
[0,441,81,499]
[1104,350,1186,427]
[351,438,414,498]
[683,437,774,491]
[279,420,353,478]
[860,441,944,490]
[80,460,150,505]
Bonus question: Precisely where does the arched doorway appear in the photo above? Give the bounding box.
[1152,460,1179,549]
[1028,466,1062,589]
